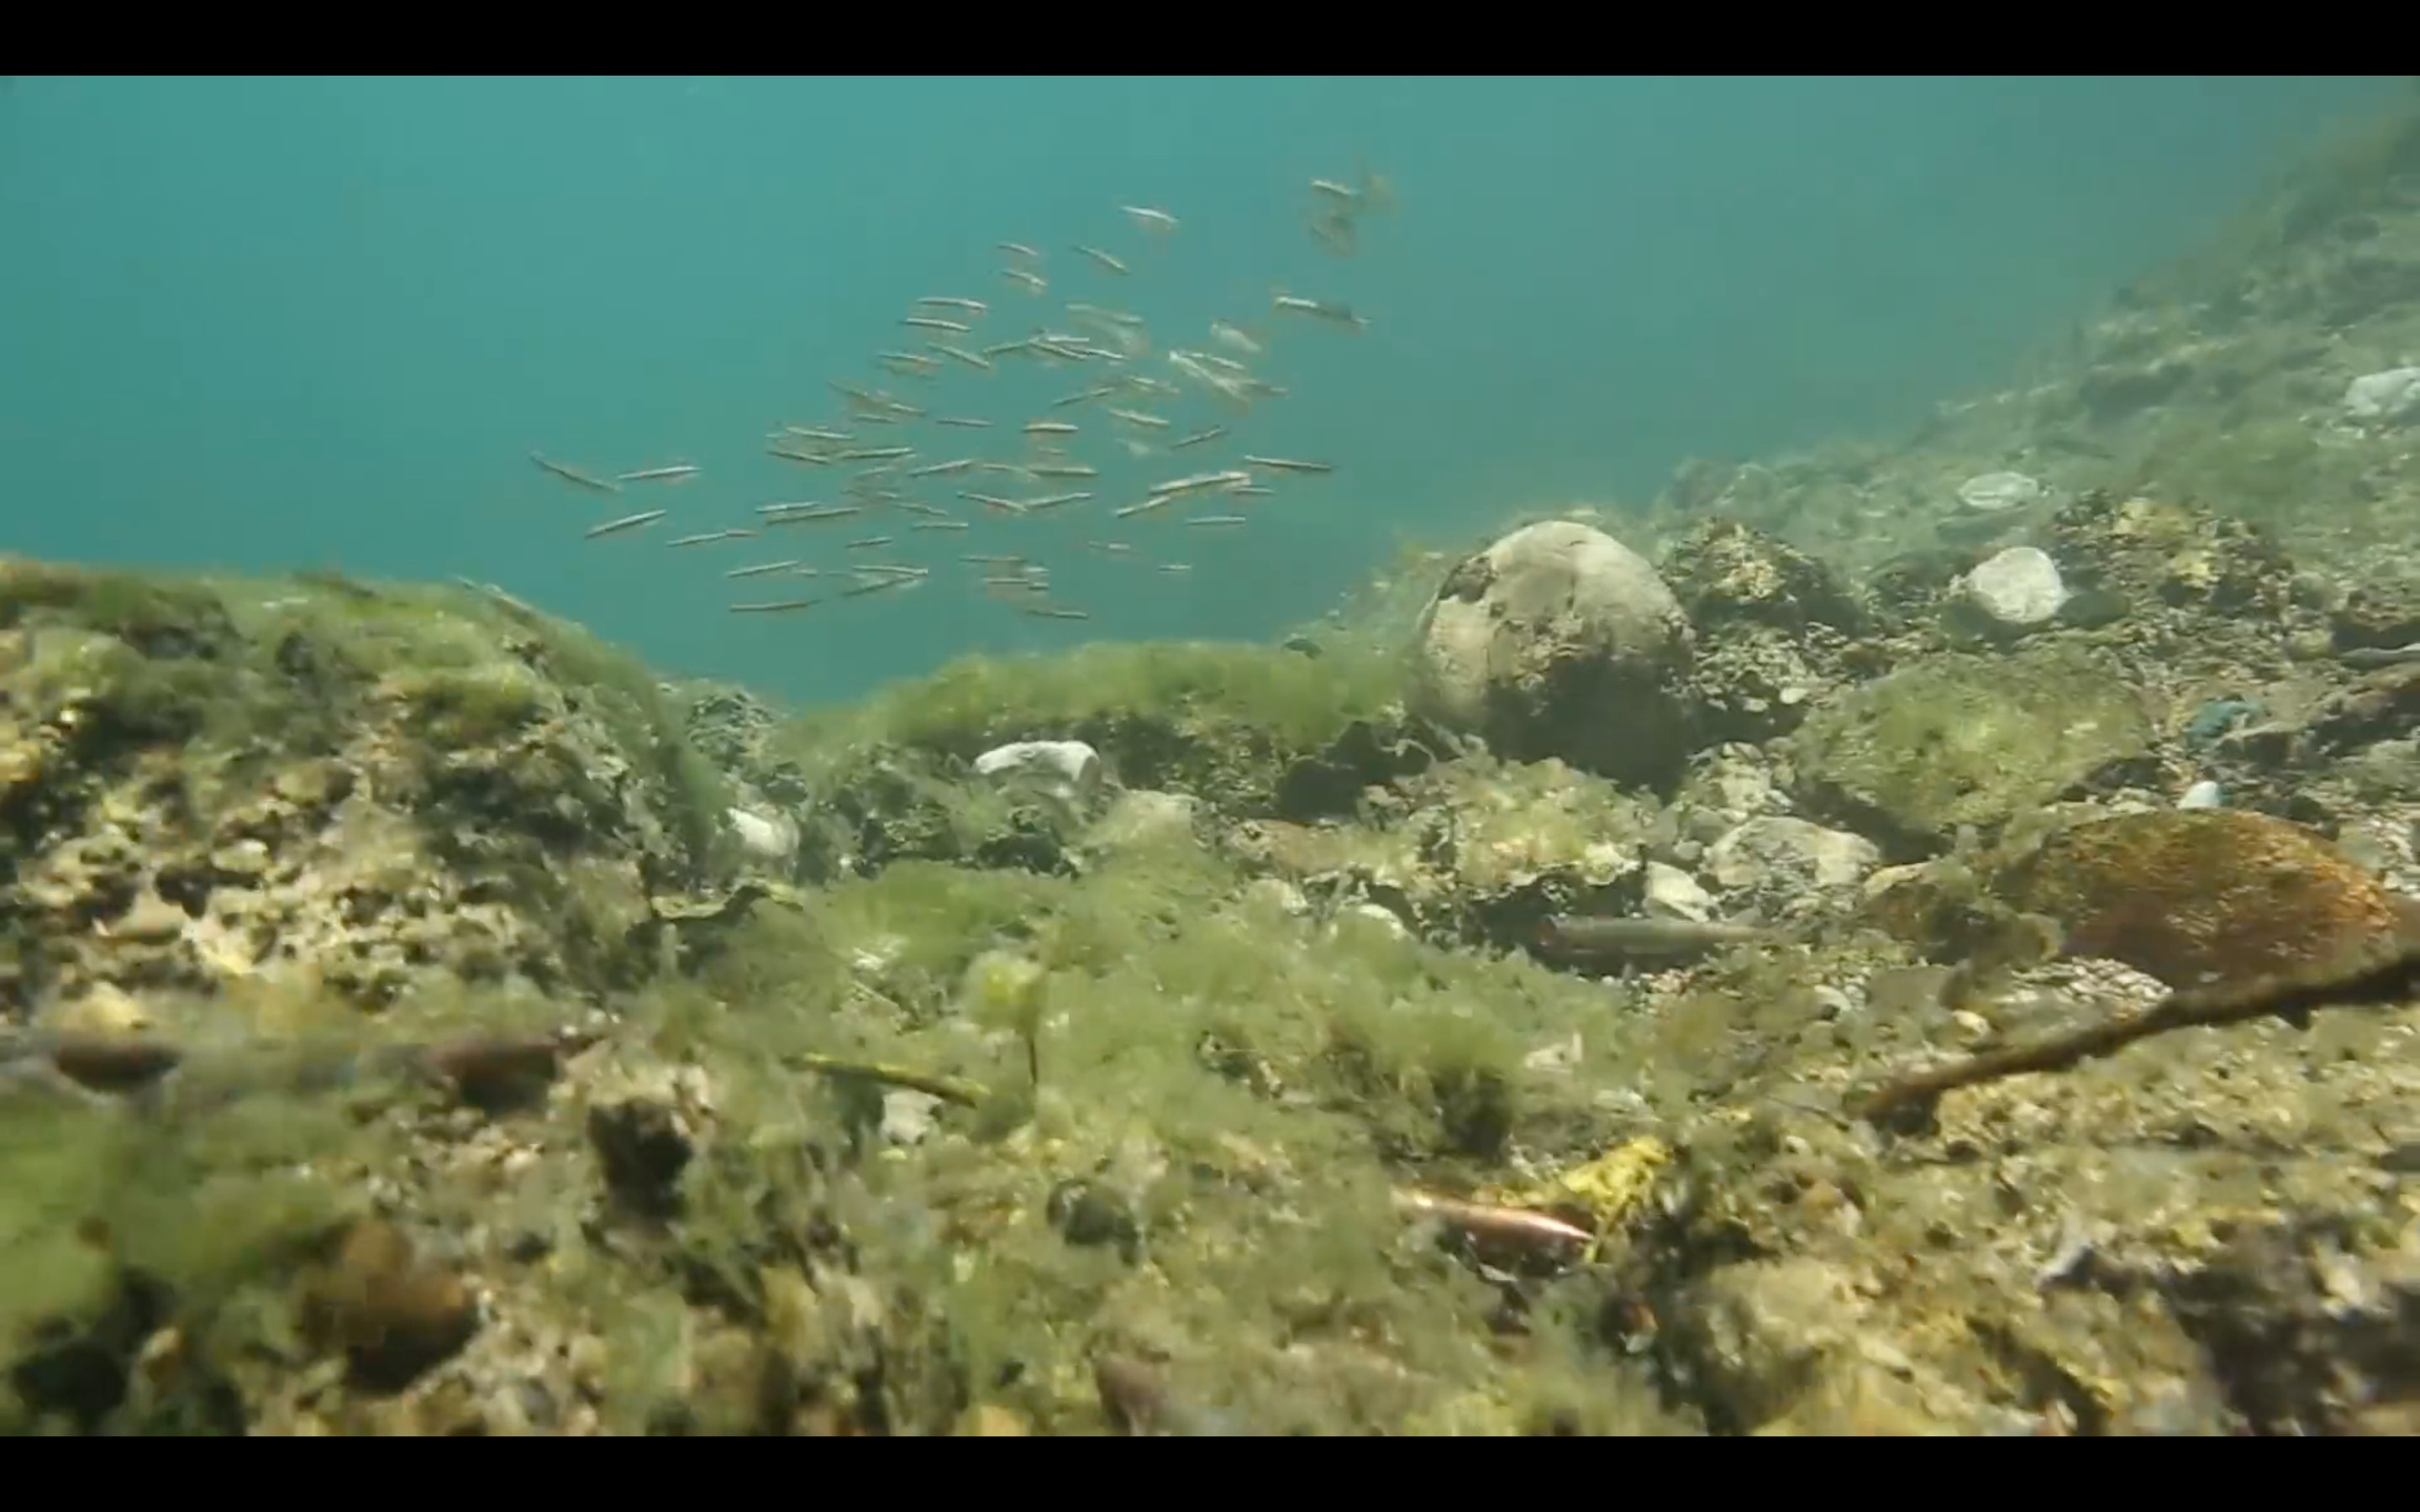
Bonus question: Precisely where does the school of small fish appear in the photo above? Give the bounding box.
[525,164,1395,623]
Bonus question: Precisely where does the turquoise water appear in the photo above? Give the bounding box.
[0,76,2396,703]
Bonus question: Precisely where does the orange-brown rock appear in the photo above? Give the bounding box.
[1995,809,2418,989]
[300,1219,479,1393]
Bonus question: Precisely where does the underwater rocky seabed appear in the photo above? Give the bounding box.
[9,117,2420,1440]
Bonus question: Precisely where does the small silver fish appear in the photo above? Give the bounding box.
[1208,321,1262,356]
[532,452,621,495]
[761,504,863,525]
[1271,293,1369,333]
[584,509,666,538]
[930,343,994,372]
[1148,469,1251,498]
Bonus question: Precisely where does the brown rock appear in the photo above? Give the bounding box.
[301,1219,480,1393]
[1996,809,2416,989]
[47,1033,183,1095]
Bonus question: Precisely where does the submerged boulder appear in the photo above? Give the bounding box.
[1994,808,2417,988]
[1413,521,1696,790]
[0,558,730,1012]
[1789,640,2158,858]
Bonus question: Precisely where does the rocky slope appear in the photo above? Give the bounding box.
[8,102,2420,1438]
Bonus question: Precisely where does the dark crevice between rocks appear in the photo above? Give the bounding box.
[2163,1217,2420,1435]
[7,1267,245,1435]
[1274,717,1441,822]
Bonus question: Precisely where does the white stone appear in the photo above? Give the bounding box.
[725,806,797,861]
[1956,546,2067,631]
[1244,878,1312,917]
[1580,840,1636,882]
[2177,780,2223,810]
[1523,1032,1585,1075]
[881,1089,943,1145]
[1643,861,1714,922]
[1955,470,2044,513]
[973,739,1102,800]
[2344,366,2420,422]
[1700,750,1783,816]
[1337,901,1410,940]
[1707,816,1881,891]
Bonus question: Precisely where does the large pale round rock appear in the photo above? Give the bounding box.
[1413,521,1695,788]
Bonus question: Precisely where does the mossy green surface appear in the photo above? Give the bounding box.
[571,836,1696,1435]
[773,638,1413,812]
[0,769,1721,1434]
[0,557,729,879]
[0,1074,371,1433]
[1788,638,2159,858]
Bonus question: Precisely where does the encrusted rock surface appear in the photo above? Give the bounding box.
[1413,520,1697,790]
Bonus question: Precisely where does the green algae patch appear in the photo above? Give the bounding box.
[1789,639,2159,859]
[0,1076,373,1433]
[773,639,1421,821]
[0,785,1704,1436]
[0,558,727,874]
[581,839,1690,1436]
[1,558,735,1011]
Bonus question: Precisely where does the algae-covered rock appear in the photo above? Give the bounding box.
[1704,817,1881,917]
[1658,522,1866,746]
[1224,756,1653,951]
[1790,640,2158,858]
[2048,492,2296,622]
[1994,807,2417,988]
[1658,519,1865,636]
[775,640,1434,880]
[1413,521,1696,790]
[0,557,730,1011]
[2332,570,2420,651]
[14,423,2420,1436]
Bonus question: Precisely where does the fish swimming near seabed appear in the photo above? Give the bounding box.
[1530,914,1786,967]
